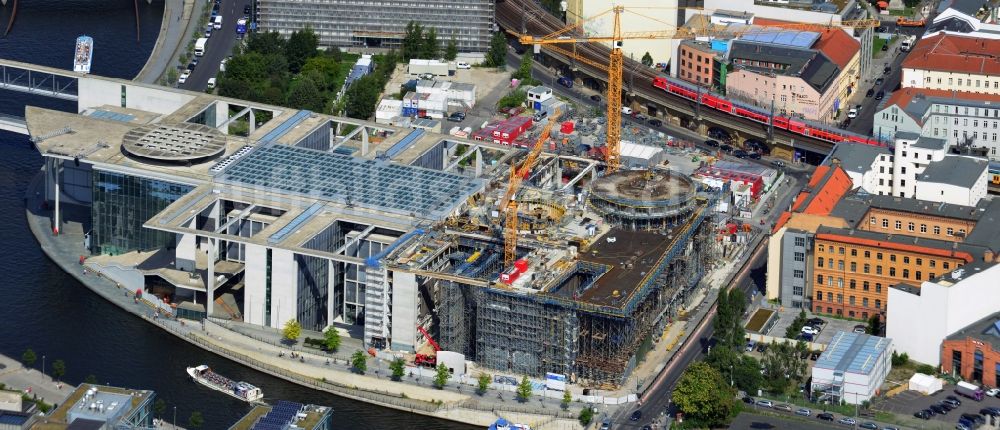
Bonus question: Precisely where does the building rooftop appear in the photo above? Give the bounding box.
[902,34,1000,76]
[40,384,152,430]
[880,87,1000,125]
[917,156,988,188]
[228,400,331,430]
[937,0,989,16]
[910,135,949,151]
[815,331,891,376]
[965,198,1000,249]
[815,225,983,262]
[751,18,860,70]
[866,193,986,221]
[946,310,1000,353]
[792,165,854,215]
[826,143,890,175]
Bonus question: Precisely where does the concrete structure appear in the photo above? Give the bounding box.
[26,66,722,388]
[927,0,1000,40]
[872,88,1000,158]
[256,0,495,52]
[942,310,1000,387]
[31,384,155,429]
[901,34,1000,96]
[565,0,681,67]
[0,391,20,413]
[811,331,892,405]
[228,400,333,430]
[888,262,1000,367]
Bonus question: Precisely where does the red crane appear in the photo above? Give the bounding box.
[414,325,440,367]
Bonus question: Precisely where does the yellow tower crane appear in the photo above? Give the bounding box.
[511,7,879,173]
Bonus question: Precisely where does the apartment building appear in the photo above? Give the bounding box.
[677,40,717,88]
[872,88,1000,158]
[901,34,1000,96]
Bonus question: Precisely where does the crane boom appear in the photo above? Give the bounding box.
[502,111,559,267]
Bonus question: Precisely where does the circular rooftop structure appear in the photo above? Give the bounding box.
[122,123,226,162]
[589,169,697,231]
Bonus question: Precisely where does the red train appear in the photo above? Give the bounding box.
[651,76,884,147]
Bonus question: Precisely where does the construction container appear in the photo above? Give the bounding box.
[560,121,575,134]
[408,59,450,76]
[375,99,402,124]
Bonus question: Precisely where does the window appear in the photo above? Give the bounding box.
[902,166,907,174]
[819,244,825,252]
[890,267,897,277]
[920,224,927,233]
[827,292,833,301]
[794,252,805,262]
[849,296,856,305]
[959,228,966,236]
[876,283,882,293]
[934,226,941,235]
[850,279,857,289]
[837,293,843,304]
[850,262,857,272]
[839,247,845,255]
[916,271,922,280]
[864,251,870,258]
[795,237,805,247]
[877,252,883,260]
[870,216,876,225]
[947,227,954,236]
[903,269,910,279]
[882,219,889,228]
[895,220,902,230]
[817,274,824,285]
[828,276,834,286]
[793,286,803,296]
[930,273,936,279]
[837,278,844,288]
[818,257,825,267]
[903,256,910,264]
[930,260,936,268]
[875,299,882,309]
[864,263,870,274]
[863,281,870,291]
[838,260,845,270]
[908,222,915,232]
[890,254,897,262]
[794,270,804,279]
[944,262,951,269]
[851,249,858,257]
[916,258,922,266]
[863,298,869,308]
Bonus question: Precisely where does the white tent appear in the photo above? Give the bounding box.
[908,373,943,395]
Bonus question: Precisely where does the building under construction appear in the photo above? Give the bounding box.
[255,0,495,52]
[27,72,722,388]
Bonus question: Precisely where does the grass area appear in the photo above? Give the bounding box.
[745,309,774,333]
[776,392,859,417]
[872,38,888,58]
[888,7,916,16]
[230,405,271,430]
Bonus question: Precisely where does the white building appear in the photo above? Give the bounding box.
[811,331,893,405]
[901,34,1000,96]
[887,262,1000,367]
[872,87,1000,157]
[564,0,680,66]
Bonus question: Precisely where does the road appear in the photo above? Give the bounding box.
[178,0,245,92]
[846,25,926,136]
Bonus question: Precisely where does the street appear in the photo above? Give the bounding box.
[178,0,245,92]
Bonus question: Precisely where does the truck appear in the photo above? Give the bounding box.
[896,17,926,27]
[956,381,985,401]
[194,38,208,57]
[901,35,916,52]
[557,76,573,88]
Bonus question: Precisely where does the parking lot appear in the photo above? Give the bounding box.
[764,307,866,345]
[874,386,1000,429]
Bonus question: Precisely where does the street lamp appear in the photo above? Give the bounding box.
[42,356,46,376]
[173,406,177,429]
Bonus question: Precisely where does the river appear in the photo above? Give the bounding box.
[0,1,474,428]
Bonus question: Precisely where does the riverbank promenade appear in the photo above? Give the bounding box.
[134,0,207,83]
[0,353,73,410]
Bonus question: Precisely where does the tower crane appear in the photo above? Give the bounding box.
[500,110,560,267]
[511,7,879,173]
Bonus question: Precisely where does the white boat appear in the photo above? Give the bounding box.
[489,418,532,430]
[186,365,263,403]
[74,36,93,74]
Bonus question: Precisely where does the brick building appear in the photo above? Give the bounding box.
[942,311,1000,387]
[678,40,716,88]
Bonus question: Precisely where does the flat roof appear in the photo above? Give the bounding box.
[218,144,482,221]
[815,331,891,375]
[826,142,890,174]
[917,156,988,188]
[577,227,687,308]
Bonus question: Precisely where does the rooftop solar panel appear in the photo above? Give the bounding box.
[741,30,820,48]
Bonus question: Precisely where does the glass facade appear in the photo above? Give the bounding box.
[91,171,194,255]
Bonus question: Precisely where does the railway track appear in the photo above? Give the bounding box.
[495,0,839,156]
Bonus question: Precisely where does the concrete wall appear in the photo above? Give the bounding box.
[270,248,298,329]
[244,244,267,326]
[766,227,785,300]
[779,230,810,308]
[566,0,680,66]
[887,265,1000,366]
[78,78,199,115]
[902,68,1000,96]
[915,179,987,207]
[726,70,835,121]
[390,271,418,352]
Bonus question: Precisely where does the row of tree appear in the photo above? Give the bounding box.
[401,21,458,62]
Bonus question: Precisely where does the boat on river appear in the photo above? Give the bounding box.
[74,35,93,74]
[186,364,263,403]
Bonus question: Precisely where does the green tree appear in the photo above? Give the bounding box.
[867,314,881,336]
[496,90,527,110]
[485,32,507,68]
[540,0,563,15]
[21,349,36,368]
[444,38,458,61]
[351,350,368,374]
[714,289,748,351]
[578,407,594,426]
[188,411,204,429]
[344,75,381,119]
[476,373,491,395]
[891,351,910,367]
[423,27,440,59]
[282,319,302,342]
[287,78,326,112]
[51,360,66,381]
[433,363,450,389]
[785,310,809,339]
[153,398,166,419]
[389,358,406,381]
[402,21,425,61]
[673,362,734,427]
[641,52,654,67]
[561,389,572,409]
[302,56,344,93]
[286,27,319,74]
[516,376,533,402]
[246,31,286,56]
[732,354,764,393]
[323,326,342,352]
[760,341,809,393]
[84,374,97,384]
[514,51,533,80]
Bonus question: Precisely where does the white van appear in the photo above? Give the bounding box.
[207,77,217,89]
[456,62,471,69]
[621,106,633,115]
[213,15,223,30]
[194,38,208,57]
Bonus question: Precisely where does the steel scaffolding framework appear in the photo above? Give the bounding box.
[256,0,495,52]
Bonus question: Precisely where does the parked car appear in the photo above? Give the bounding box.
[986,388,1000,397]
[599,421,611,430]
[742,396,755,404]
[930,404,949,414]
[629,410,642,421]
[961,413,985,425]
[801,326,819,335]
[621,106,633,115]
[810,351,821,360]
[756,343,768,353]
[808,317,825,326]
[853,324,867,334]
[914,410,932,419]
[866,88,875,97]
[456,62,471,69]
[745,340,756,352]
[884,66,892,75]
[859,422,879,429]
[837,417,856,426]
[875,77,885,86]
[705,139,720,147]
[647,118,663,127]
[847,108,858,119]
[756,400,774,408]
[244,4,251,14]
[875,90,885,100]
[818,413,835,421]
[708,126,730,141]
[733,149,749,159]
[771,160,785,168]
[178,70,191,84]
[795,408,811,416]
[206,77,216,90]
[748,152,762,160]
[774,404,793,412]
[720,144,734,153]
[946,395,962,406]
[590,94,602,102]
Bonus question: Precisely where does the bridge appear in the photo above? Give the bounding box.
[0,113,27,135]
[496,0,840,157]
[1,59,81,101]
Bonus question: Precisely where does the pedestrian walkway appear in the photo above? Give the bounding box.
[134,0,207,83]
[0,354,73,410]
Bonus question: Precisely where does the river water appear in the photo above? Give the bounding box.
[0,2,473,428]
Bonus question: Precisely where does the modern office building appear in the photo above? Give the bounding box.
[811,331,892,405]
[255,0,495,52]
[228,400,332,430]
[30,384,155,429]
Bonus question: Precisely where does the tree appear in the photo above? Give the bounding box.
[84,374,97,384]
[578,407,594,426]
[286,27,319,74]
[154,398,167,419]
[188,411,204,428]
[21,349,36,368]
[714,289,748,352]
[561,389,572,409]
[760,341,809,394]
[444,38,458,61]
[302,56,345,93]
[282,319,302,342]
[516,376,533,402]
[246,31,286,56]
[389,358,406,381]
[351,350,368,374]
[476,372,491,395]
[485,32,507,68]
[732,354,765,393]
[423,27,440,59]
[434,363,450,389]
[287,78,326,112]
[891,351,910,367]
[402,21,425,61]
[323,326,342,352]
[673,362,734,427]
[51,360,66,381]
[540,0,563,15]
[785,310,809,339]
[344,75,381,119]
[496,90,527,110]
[514,51,533,80]
[867,314,881,336]
[641,52,654,67]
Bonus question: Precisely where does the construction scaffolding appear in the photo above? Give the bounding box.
[256,0,495,52]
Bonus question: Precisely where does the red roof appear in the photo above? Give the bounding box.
[815,232,975,262]
[751,18,860,70]
[789,165,853,215]
[883,87,1000,110]
[902,33,1000,76]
